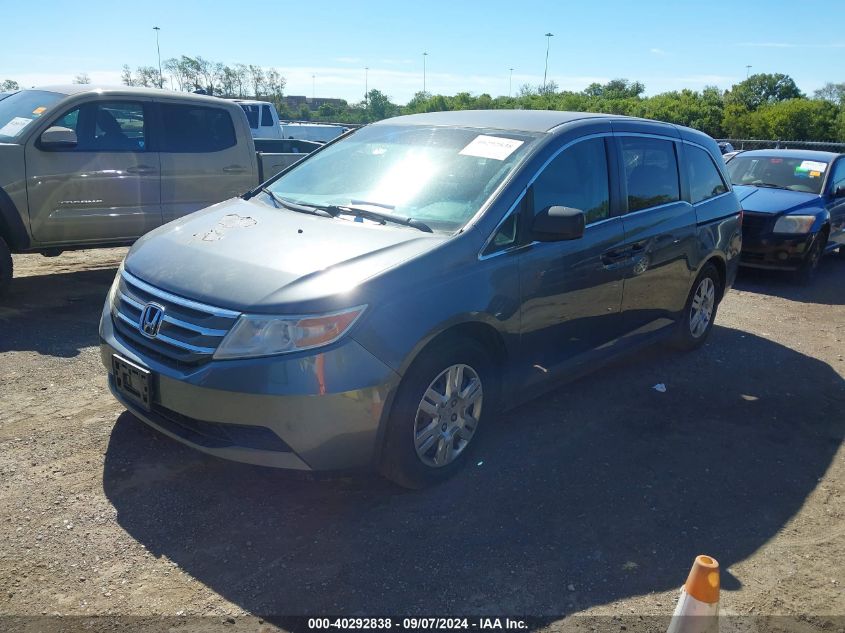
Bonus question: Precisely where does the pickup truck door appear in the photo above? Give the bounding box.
[156,100,256,223]
[26,98,161,244]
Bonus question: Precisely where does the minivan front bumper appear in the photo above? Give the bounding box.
[99,303,400,471]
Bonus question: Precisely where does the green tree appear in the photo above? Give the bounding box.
[366,89,398,120]
[73,73,91,85]
[1,79,19,91]
[814,82,845,105]
[725,73,803,110]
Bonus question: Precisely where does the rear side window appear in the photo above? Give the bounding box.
[240,104,258,128]
[533,137,610,225]
[160,104,236,152]
[261,105,274,127]
[621,137,680,212]
[687,145,728,203]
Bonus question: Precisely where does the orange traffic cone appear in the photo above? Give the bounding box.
[666,555,720,633]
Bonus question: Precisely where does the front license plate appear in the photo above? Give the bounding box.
[112,354,152,411]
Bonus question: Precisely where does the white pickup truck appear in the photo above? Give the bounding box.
[0,86,322,295]
[233,99,349,143]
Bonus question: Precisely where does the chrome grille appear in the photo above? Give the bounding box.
[111,270,241,365]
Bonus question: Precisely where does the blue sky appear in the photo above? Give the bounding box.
[3,0,843,103]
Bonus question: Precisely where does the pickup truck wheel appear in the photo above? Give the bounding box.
[671,263,720,352]
[381,339,493,489]
[796,233,826,283]
[0,236,12,298]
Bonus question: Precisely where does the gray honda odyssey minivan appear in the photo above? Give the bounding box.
[100,110,741,487]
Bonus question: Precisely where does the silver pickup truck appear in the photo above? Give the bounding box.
[0,85,319,295]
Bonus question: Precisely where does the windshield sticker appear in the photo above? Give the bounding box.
[0,116,33,136]
[459,135,524,161]
[32,106,47,116]
[797,160,827,174]
[809,171,821,178]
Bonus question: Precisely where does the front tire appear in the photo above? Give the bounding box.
[381,338,494,489]
[0,236,12,298]
[796,232,826,283]
[672,263,721,352]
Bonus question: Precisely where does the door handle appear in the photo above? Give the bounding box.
[601,249,629,265]
[126,165,156,174]
[223,165,247,173]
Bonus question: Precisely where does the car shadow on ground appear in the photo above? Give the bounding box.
[0,267,117,357]
[734,252,845,306]
[102,325,844,621]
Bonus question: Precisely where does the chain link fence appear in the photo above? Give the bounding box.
[718,139,845,153]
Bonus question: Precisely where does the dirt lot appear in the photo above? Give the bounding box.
[1,248,843,631]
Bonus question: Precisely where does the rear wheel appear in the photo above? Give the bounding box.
[672,264,720,351]
[0,236,12,298]
[381,338,494,489]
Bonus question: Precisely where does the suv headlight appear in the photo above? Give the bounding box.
[213,305,366,360]
[106,262,124,312]
[773,215,815,234]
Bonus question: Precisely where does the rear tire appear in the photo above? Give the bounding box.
[381,338,494,489]
[671,263,721,352]
[0,236,12,298]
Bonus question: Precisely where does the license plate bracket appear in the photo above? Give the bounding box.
[112,354,152,411]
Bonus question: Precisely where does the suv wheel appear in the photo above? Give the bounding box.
[381,338,493,489]
[0,236,12,298]
[672,263,720,351]
[797,233,826,283]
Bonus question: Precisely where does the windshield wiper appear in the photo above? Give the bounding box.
[260,188,335,218]
[314,203,434,233]
[750,182,790,190]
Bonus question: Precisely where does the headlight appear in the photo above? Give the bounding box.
[773,215,815,234]
[106,261,124,312]
[213,305,366,360]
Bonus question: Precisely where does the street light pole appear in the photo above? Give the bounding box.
[745,65,752,79]
[312,73,316,100]
[509,67,514,97]
[365,66,369,103]
[153,26,162,88]
[423,52,428,94]
[543,32,554,93]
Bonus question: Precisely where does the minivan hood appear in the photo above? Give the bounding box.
[733,185,820,215]
[125,197,448,311]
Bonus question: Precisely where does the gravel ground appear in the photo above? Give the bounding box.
[0,248,843,632]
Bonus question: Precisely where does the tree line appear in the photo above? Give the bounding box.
[3,68,845,142]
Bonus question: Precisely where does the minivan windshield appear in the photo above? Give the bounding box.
[727,154,829,195]
[265,124,541,232]
[0,90,65,142]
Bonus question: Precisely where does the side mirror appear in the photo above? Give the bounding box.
[39,126,77,149]
[532,206,586,242]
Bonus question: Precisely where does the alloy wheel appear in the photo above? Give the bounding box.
[689,277,715,338]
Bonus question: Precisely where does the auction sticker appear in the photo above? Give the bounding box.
[0,116,32,137]
[797,160,827,173]
[460,135,524,160]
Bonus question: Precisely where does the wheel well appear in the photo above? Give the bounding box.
[407,321,508,380]
[705,256,727,301]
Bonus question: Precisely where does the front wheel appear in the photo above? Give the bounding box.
[796,233,826,283]
[671,264,721,351]
[381,339,494,489]
[0,236,12,298]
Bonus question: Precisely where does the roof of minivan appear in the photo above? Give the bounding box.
[377,110,641,133]
[731,148,841,162]
[31,85,231,106]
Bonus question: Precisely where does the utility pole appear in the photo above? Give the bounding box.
[543,33,554,93]
[509,67,514,97]
[153,26,162,88]
[423,51,428,94]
